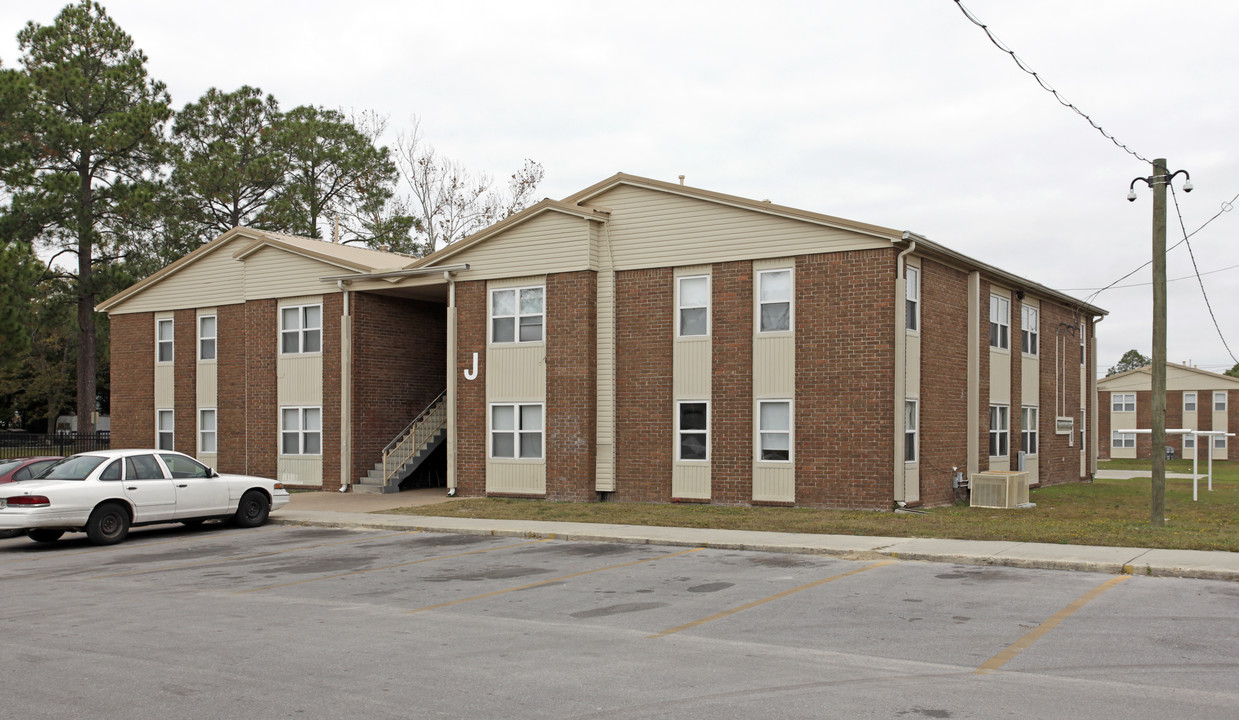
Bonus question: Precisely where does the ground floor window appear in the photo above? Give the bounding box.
[491,403,543,459]
[281,406,322,455]
[199,408,217,454]
[677,401,709,461]
[989,405,1009,457]
[904,399,918,462]
[1214,435,1228,450]
[758,400,792,461]
[1021,406,1038,455]
[1184,435,1195,450]
[1112,432,1136,449]
[157,409,174,451]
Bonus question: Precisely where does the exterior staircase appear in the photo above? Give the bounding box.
[353,391,447,494]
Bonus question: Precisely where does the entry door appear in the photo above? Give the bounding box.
[120,454,176,522]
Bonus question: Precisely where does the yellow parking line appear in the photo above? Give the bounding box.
[648,560,894,639]
[975,575,1131,674]
[404,547,704,615]
[235,539,550,594]
[87,530,422,579]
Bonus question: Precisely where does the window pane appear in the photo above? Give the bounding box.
[492,405,515,431]
[303,328,322,353]
[760,402,790,432]
[520,404,543,431]
[680,403,707,431]
[281,331,300,354]
[680,276,708,307]
[520,432,543,458]
[905,268,918,300]
[906,299,917,331]
[100,460,122,482]
[518,316,543,342]
[519,287,543,315]
[760,302,790,332]
[158,411,174,431]
[158,341,173,363]
[492,432,515,458]
[200,316,216,338]
[760,271,790,302]
[158,319,173,341]
[201,431,217,454]
[493,317,515,343]
[761,440,790,461]
[282,307,300,331]
[680,433,707,460]
[282,432,300,455]
[492,289,515,316]
[905,433,916,462]
[303,432,322,455]
[158,432,174,451]
[761,432,790,453]
[303,305,321,330]
[200,338,216,360]
[303,408,321,432]
[680,307,708,336]
[904,401,917,430]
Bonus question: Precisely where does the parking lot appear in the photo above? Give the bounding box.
[3,523,1238,719]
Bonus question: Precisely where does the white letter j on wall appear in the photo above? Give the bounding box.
[463,352,478,381]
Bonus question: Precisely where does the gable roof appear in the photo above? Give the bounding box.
[1098,362,1239,390]
[97,227,411,312]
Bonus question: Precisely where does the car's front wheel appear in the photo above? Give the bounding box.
[85,502,130,545]
[232,490,269,528]
[26,529,64,543]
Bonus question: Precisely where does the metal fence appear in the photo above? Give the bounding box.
[0,432,111,458]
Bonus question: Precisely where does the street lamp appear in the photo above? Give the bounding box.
[1127,159,1192,527]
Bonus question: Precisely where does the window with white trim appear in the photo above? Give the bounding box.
[989,295,1009,350]
[280,304,321,354]
[156,409,174,450]
[491,286,544,343]
[490,403,543,459]
[280,406,322,455]
[1112,432,1136,449]
[677,401,709,460]
[758,269,792,333]
[199,408,217,454]
[1184,392,1197,412]
[1214,435,1228,450]
[1214,391,1228,412]
[1111,393,1136,413]
[1184,435,1195,450]
[198,314,217,361]
[758,400,792,461]
[1021,305,1038,355]
[904,399,918,462]
[156,318,174,363]
[989,405,1009,457]
[1021,406,1038,455]
[677,275,710,337]
[904,266,919,332]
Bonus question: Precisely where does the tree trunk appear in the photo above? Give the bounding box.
[76,161,96,435]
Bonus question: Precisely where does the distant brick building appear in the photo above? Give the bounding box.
[101,173,1106,508]
[1098,363,1239,460]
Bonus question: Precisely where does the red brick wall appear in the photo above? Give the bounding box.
[245,299,277,481]
[614,268,674,502]
[545,271,597,501]
[174,310,198,457]
[1166,390,1183,456]
[454,281,487,497]
[711,261,753,505]
[919,260,969,505]
[321,293,342,490]
[977,280,992,471]
[109,313,154,449]
[795,248,896,509]
[216,304,247,475]
[349,293,447,484]
[1099,391,1111,459]
[1036,302,1084,485]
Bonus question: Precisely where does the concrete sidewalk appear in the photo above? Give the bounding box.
[273,489,1239,582]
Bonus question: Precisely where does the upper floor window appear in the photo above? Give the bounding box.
[904,266,919,332]
[1184,392,1197,413]
[989,295,1010,350]
[156,318,174,363]
[198,314,217,361]
[758,269,792,333]
[1215,391,1228,412]
[677,275,710,337]
[1079,322,1087,364]
[1021,305,1039,355]
[1112,393,1136,413]
[281,304,321,354]
[491,286,544,343]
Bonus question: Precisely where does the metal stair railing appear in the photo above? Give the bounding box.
[381,390,447,486]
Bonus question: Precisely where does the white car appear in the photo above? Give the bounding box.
[0,449,290,545]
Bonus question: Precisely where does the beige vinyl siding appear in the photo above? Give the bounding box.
[1021,302,1040,482]
[753,337,794,397]
[488,346,546,401]
[988,287,1012,472]
[901,258,921,501]
[197,309,218,466]
[589,185,891,271]
[277,297,323,487]
[154,312,174,410]
[243,247,357,300]
[1110,407,1137,459]
[486,277,548,494]
[673,266,711,500]
[752,258,794,502]
[446,213,591,281]
[485,460,546,495]
[110,250,244,314]
[278,456,322,488]
[595,222,617,492]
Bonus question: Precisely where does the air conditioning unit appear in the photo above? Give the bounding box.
[970,471,1030,509]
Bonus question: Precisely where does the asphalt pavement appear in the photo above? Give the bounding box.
[273,473,1239,583]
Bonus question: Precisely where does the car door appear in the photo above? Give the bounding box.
[117,454,176,522]
[159,454,230,518]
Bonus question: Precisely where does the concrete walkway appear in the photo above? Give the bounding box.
[274,488,1239,582]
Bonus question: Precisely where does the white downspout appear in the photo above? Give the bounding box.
[893,235,916,504]
[445,271,458,496]
[338,280,352,492]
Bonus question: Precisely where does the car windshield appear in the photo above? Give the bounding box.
[37,455,107,481]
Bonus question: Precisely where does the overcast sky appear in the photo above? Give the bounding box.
[4,0,1238,376]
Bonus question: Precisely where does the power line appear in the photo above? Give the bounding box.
[1170,184,1237,364]
[1060,261,1239,292]
[951,0,1151,163]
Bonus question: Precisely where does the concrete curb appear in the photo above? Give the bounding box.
[271,510,1239,583]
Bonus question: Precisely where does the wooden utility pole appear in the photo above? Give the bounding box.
[1150,158,1168,527]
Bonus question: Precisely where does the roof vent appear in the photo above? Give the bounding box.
[678,175,685,185]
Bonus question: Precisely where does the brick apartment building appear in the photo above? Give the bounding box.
[100,173,1106,508]
[1098,362,1239,460]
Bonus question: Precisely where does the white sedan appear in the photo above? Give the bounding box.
[0,449,290,545]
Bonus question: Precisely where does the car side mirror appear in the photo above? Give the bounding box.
[209,468,220,478]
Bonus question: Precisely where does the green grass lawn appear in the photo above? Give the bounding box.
[389,460,1239,552]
